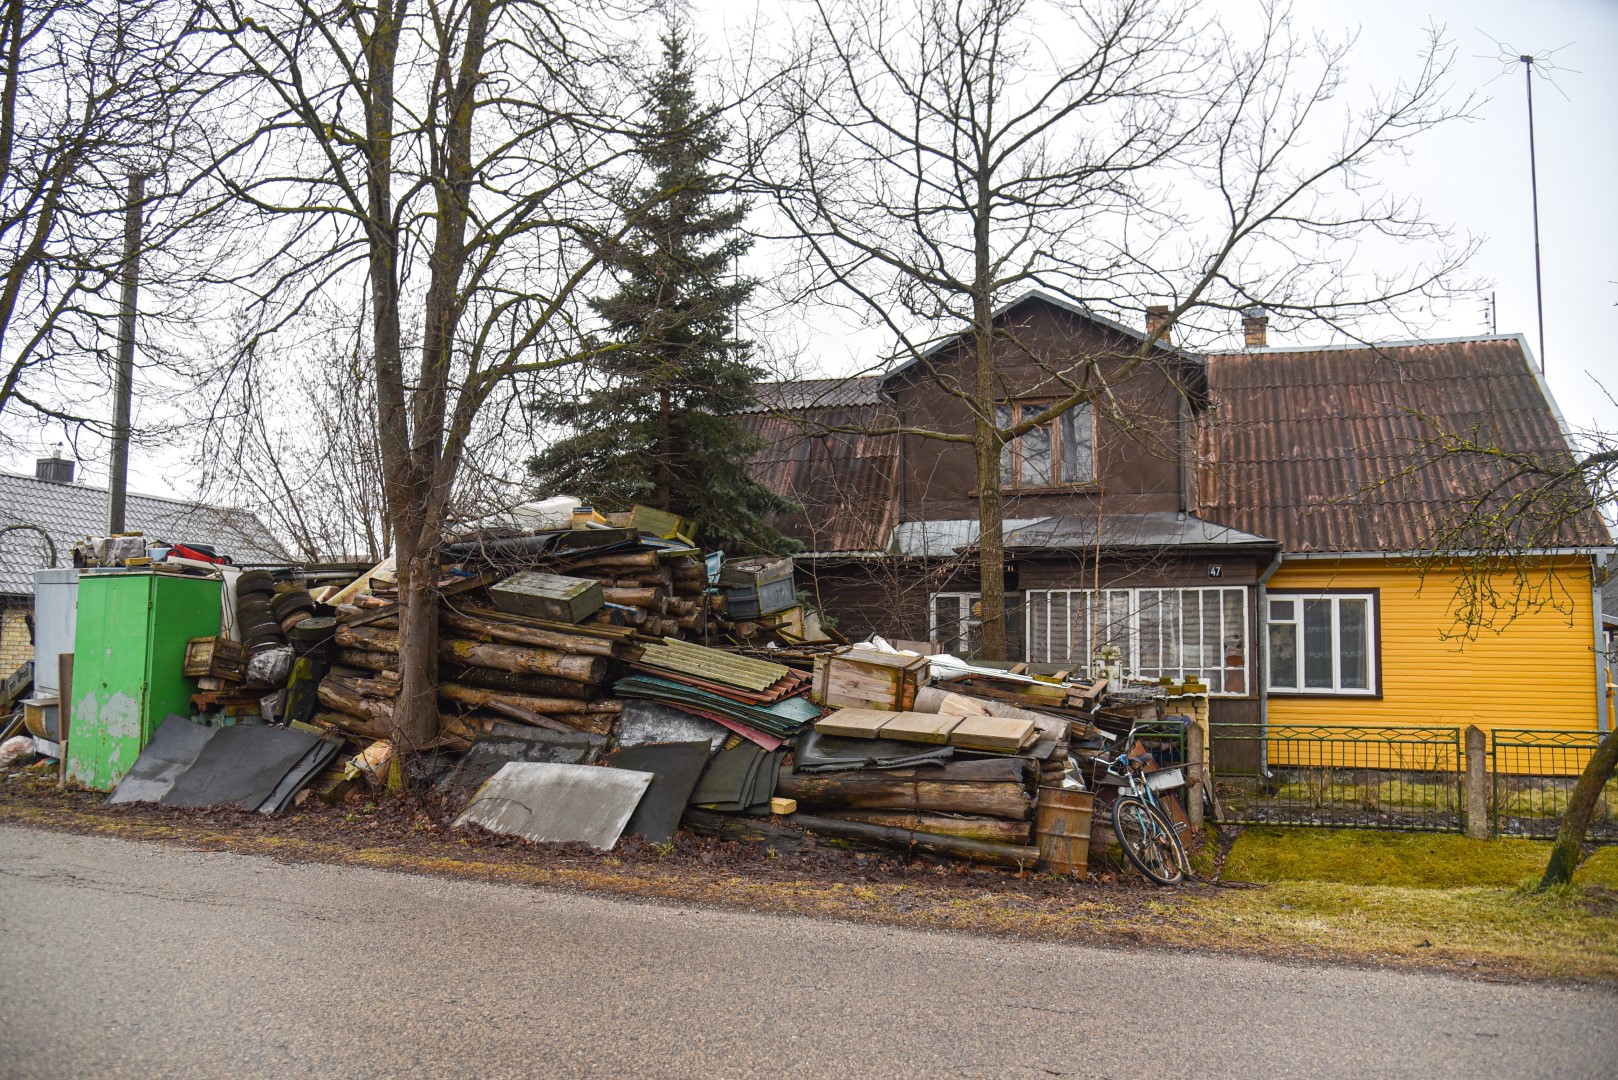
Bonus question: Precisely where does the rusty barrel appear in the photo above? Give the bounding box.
[1034,786,1094,878]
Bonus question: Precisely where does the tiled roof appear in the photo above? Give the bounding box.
[0,471,291,596]
[737,377,889,414]
[1201,337,1613,554]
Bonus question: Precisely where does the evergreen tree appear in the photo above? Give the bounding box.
[529,27,796,553]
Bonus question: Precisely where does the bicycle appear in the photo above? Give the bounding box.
[1097,725,1189,886]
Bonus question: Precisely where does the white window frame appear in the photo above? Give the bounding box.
[929,591,982,657]
[1266,592,1378,696]
[1023,586,1250,696]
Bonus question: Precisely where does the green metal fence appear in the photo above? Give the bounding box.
[1210,723,1466,832]
[1490,729,1617,841]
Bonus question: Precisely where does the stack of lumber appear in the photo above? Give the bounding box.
[310,525,727,750]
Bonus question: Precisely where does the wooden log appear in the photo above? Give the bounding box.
[440,608,619,657]
[820,810,1032,844]
[776,766,1033,820]
[336,623,609,684]
[318,677,396,727]
[681,808,815,850]
[792,814,1039,868]
[440,662,598,701]
[336,648,401,673]
[601,586,662,609]
[438,681,622,717]
[312,709,390,741]
[558,552,660,571]
[440,638,608,684]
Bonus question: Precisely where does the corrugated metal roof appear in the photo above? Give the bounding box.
[0,471,291,596]
[1201,337,1613,554]
[889,518,1050,557]
[1004,512,1276,552]
[738,377,889,413]
[741,399,899,553]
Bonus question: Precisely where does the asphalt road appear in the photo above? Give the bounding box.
[1,826,1613,1079]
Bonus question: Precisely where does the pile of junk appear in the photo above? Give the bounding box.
[5,506,1213,883]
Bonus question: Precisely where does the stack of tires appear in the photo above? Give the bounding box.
[235,571,286,651]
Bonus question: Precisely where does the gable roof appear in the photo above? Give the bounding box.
[885,288,1185,379]
[0,471,291,597]
[1200,335,1613,554]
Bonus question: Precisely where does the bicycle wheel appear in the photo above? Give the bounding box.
[1111,795,1186,886]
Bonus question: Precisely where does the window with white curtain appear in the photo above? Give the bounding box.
[1266,593,1377,694]
[1025,586,1249,695]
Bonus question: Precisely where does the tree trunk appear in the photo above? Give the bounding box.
[1539,726,1618,889]
[390,539,442,750]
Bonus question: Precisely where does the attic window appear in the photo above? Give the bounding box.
[995,401,1094,488]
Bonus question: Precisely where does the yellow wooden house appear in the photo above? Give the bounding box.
[1201,334,1612,745]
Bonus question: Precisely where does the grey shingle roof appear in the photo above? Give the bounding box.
[0,472,291,597]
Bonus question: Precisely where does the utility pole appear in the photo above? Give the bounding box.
[108,174,144,534]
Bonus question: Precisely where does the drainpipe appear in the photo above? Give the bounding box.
[1256,545,1285,777]
[1597,554,1611,735]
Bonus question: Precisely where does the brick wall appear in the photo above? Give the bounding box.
[0,600,34,675]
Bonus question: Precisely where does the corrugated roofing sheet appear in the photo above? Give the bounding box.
[0,471,291,596]
[1004,512,1275,552]
[741,397,899,553]
[1201,338,1613,554]
[739,377,889,414]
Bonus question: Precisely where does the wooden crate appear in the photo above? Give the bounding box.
[183,636,248,681]
[811,647,929,711]
[489,572,604,624]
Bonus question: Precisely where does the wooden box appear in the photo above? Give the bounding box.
[183,636,248,681]
[489,572,604,624]
[812,647,930,711]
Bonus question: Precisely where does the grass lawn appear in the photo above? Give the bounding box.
[1222,827,1554,888]
[1193,826,1618,982]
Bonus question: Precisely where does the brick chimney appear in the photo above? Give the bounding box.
[1241,306,1269,348]
[35,453,74,484]
[1145,304,1173,344]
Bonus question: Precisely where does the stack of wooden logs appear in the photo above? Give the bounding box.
[562,550,716,638]
[310,545,716,751]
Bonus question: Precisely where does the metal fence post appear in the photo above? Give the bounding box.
[1464,725,1489,839]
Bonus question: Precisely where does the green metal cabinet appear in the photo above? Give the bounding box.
[66,571,223,791]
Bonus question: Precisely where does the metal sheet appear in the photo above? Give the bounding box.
[605,742,712,844]
[31,569,77,696]
[257,738,344,814]
[437,730,607,805]
[689,745,766,810]
[160,724,319,810]
[453,761,652,851]
[107,714,215,805]
[615,700,729,754]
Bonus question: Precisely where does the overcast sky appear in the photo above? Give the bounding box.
[8,0,1613,497]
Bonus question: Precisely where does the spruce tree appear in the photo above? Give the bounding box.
[529,28,796,553]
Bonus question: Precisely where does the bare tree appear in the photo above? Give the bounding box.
[0,0,219,452]
[196,0,650,746]
[1401,408,1615,889]
[745,0,1475,659]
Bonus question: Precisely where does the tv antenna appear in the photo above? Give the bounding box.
[1480,34,1575,374]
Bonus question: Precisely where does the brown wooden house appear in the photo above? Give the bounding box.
[739,291,1614,734]
[738,291,1278,726]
